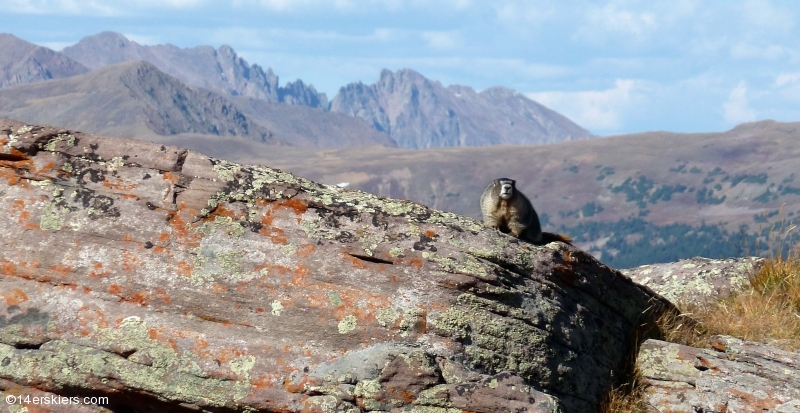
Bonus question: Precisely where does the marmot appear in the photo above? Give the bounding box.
[480,178,572,245]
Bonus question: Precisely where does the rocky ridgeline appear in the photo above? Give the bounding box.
[329,69,593,149]
[0,119,672,412]
[61,32,327,108]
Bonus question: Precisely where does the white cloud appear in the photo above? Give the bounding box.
[741,0,794,30]
[6,0,205,15]
[526,79,642,133]
[494,2,554,24]
[723,81,757,124]
[421,31,460,50]
[775,73,800,87]
[230,0,471,13]
[730,42,796,60]
[591,4,656,36]
[575,2,658,43]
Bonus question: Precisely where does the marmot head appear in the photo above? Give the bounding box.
[496,178,516,200]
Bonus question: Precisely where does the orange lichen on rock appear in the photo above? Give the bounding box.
[279,198,308,215]
[88,262,110,278]
[296,243,316,257]
[167,211,200,246]
[215,348,247,365]
[102,177,137,191]
[289,264,311,287]
[11,198,24,212]
[121,249,142,272]
[1,259,18,276]
[206,204,241,220]
[406,257,424,269]
[124,290,150,306]
[161,171,181,184]
[0,165,28,186]
[175,261,192,277]
[78,306,110,330]
[258,209,288,244]
[2,289,28,306]
[153,288,172,304]
[36,161,56,174]
[48,264,73,278]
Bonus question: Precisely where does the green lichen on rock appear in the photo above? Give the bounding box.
[94,316,203,375]
[327,291,343,307]
[280,243,298,256]
[308,395,339,413]
[107,156,125,170]
[0,315,258,408]
[212,160,242,182]
[338,315,357,334]
[431,308,471,340]
[195,216,246,238]
[399,308,425,337]
[426,211,483,233]
[16,125,33,134]
[229,355,256,380]
[353,379,381,398]
[188,236,254,286]
[41,133,76,151]
[377,307,399,328]
[0,340,241,407]
[422,251,488,279]
[271,300,284,316]
[39,199,69,231]
[637,341,699,380]
[414,385,455,408]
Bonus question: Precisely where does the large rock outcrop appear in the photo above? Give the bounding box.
[0,119,671,412]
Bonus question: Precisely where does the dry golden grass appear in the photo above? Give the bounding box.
[599,366,651,413]
[666,236,800,351]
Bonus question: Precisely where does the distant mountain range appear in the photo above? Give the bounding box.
[0,59,394,148]
[0,31,593,148]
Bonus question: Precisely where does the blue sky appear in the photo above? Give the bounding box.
[5,0,800,135]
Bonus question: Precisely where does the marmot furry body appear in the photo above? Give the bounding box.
[480,178,571,245]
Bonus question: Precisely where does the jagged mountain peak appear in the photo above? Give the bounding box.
[62,31,327,108]
[330,68,593,148]
[0,33,89,88]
